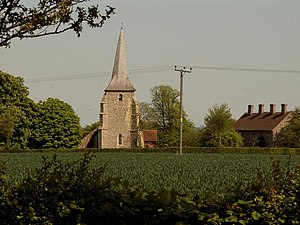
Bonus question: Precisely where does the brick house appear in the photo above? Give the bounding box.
[142,130,158,148]
[234,104,292,147]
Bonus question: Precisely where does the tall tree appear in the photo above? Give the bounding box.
[29,98,82,149]
[278,108,300,148]
[138,102,157,130]
[0,105,17,147]
[148,85,193,147]
[202,103,243,147]
[0,71,37,148]
[150,85,193,131]
[0,0,115,47]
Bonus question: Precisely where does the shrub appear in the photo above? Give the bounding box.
[0,153,300,224]
[219,157,300,224]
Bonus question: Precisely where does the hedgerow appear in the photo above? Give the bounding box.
[1,147,300,154]
[0,153,299,224]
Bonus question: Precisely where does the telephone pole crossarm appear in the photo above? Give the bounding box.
[174,66,192,155]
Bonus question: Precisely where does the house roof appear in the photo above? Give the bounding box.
[143,130,158,142]
[105,28,136,92]
[234,111,292,131]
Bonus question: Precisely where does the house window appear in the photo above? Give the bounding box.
[118,94,123,101]
[118,134,123,146]
[100,103,104,113]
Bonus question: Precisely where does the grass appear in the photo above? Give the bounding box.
[1,152,300,197]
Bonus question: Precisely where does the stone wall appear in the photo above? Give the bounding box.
[99,91,139,148]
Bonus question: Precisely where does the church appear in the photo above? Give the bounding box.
[80,28,141,148]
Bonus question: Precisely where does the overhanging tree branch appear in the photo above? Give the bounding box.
[0,0,115,47]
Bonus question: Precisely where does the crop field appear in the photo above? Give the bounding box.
[1,152,300,197]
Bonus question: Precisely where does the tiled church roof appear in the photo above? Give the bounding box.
[105,28,135,92]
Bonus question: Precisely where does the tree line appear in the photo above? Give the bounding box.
[1,71,300,149]
[0,71,82,149]
[138,85,243,148]
[0,1,299,149]
[0,0,114,148]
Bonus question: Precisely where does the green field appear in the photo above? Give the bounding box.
[1,152,300,197]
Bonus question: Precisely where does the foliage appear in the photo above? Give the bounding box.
[216,158,300,224]
[0,153,300,224]
[157,129,179,147]
[29,98,82,149]
[3,152,300,198]
[0,0,115,47]
[279,108,300,148]
[142,85,194,147]
[0,106,18,147]
[182,128,202,147]
[202,103,243,147]
[81,121,99,138]
[138,102,158,130]
[0,154,187,224]
[150,85,180,131]
[0,71,29,104]
[0,71,37,148]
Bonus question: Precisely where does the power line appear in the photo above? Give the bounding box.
[24,65,300,83]
[192,66,300,74]
[25,66,173,83]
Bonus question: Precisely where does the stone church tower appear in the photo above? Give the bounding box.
[98,28,140,148]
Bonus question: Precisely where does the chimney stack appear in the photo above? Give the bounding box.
[270,104,276,114]
[258,104,264,114]
[281,104,287,114]
[248,105,254,115]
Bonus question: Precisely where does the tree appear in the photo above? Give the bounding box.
[150,85,193,132]
[0,0,115,47]
[202,103,243,147]
[182,128,202,147]
[278,108,300,148]
[0,106,16,147]
[0,71,37,148]
[29,98,82,149]
[151,85,180,131]
[143,85,194,147]
[81,121,99,138]
[138,102,157,130]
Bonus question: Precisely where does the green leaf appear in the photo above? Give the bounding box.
[237,199,254,205]
[251,211,261,220]
[182,197,196,206]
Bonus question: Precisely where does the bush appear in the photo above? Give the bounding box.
[199,157,300,224]
[0,153,299,224]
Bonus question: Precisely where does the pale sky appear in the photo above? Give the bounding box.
[1,0,300,127]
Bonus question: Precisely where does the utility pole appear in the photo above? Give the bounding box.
[175,66,192,155]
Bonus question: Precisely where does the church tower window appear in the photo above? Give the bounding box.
[100,115,103,126]
[118,134,123,146]
[118,94,123,101]
[100,103,104,113]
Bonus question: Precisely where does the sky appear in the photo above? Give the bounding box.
[1,0,300,127]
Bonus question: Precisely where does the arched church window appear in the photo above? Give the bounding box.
[118,134,123,146]
[118,94,123,101]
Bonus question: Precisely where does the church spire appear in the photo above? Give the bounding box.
[105,28,135,92]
